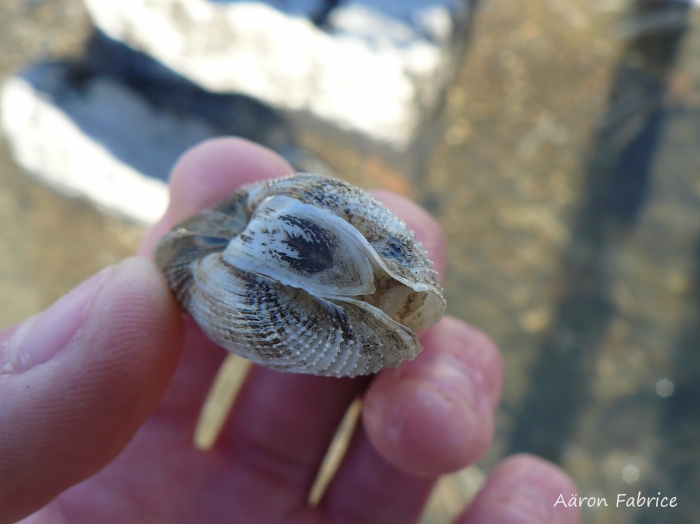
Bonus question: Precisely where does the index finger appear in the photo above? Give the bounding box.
[139,137,294,257]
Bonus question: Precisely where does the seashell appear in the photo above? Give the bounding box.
[154,173,445,377]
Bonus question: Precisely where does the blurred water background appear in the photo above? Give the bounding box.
[1,0,700,523]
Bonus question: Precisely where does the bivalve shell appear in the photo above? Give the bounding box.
[154,173,445,377]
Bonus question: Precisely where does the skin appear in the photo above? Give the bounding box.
[0,138,580,524]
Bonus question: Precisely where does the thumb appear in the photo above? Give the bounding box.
[0,257,184,524]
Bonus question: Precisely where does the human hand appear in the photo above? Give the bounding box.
[0,138,580,524]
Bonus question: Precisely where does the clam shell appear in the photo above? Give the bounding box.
[154,173,445,377]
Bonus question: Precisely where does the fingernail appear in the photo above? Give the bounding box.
[1,266,115,374]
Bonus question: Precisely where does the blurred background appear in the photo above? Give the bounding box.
[1,0,699,523]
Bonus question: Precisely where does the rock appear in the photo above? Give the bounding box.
[0,40,328,223]
[82,0,472,148]
[1,63,171,223]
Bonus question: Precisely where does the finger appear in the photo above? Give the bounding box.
[363,316,503,477]
[320,427,434,524]
[0,257,184,524]
[139,136,294,257]
[456,454,580,524]
[214,368,368,519]
[317,317,501,522]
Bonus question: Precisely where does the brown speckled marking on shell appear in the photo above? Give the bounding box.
[154,173,445,377]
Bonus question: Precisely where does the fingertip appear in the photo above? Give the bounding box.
[457,454,580,524]
[371,190,447,280]
[140,137,294,257]
[168,137,293,220]
[419,318,503,412]
[363,317,502,477]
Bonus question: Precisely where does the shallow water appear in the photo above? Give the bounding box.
[1,1,699,523]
